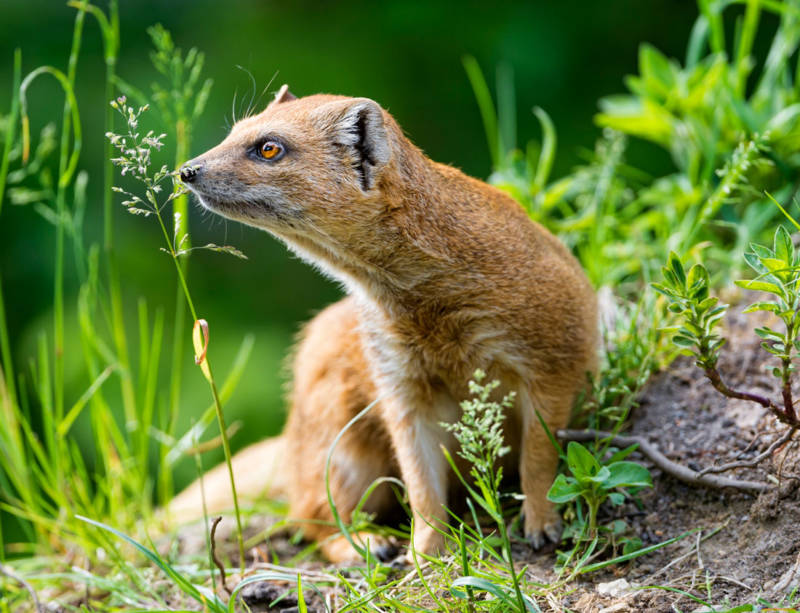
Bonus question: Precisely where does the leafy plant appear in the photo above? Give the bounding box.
[548,441,651,548]
[654,224,800,430]
[441,371,534,612]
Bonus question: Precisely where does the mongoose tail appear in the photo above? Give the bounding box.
[168,436,287,521]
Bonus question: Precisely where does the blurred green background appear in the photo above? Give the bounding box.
[0,0,699,490]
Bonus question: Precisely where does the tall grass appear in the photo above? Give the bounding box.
[0,0,248,575]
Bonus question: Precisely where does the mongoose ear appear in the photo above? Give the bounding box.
[317,98,391,191]
[269,84,297,106]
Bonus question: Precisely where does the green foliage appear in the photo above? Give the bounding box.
[441,371,531,612]
[0,1,256,582]
[578,291,663,433]
[468,1,800,293]
[652,251,728,370]
[737,224,800,374]
[107,96,247,567]
[145,24,212,133]
[548,442,651,549]
[655,223,800,428]
[442,371,513,488]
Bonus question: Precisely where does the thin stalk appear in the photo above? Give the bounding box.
[153,204,245,570]
[699,0,726,54]
[104,0,119,250]
[734,0,761,96]
[488,469,525,612]
[53,6,87,433]
[0,49,21,217]
[781,320,796,422]
[165,116,191,503]
[0,50,22,411]
[97,0,138,460]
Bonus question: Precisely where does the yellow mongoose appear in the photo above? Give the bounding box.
[172,85,598,563]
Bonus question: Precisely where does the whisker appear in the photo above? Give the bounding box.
[231,87,239,125]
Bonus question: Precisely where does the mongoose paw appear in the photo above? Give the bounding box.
[523,510,562,549]
[322,533,397,564]
[372,538,401,562]
[388,553,412,570]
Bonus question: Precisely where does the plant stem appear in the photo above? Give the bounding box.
[703,366,799,427]
[164,116,190,504]
[0,50,21,412]
[487,467,525,611]
[52,4,86,439]
[153,201,245,570]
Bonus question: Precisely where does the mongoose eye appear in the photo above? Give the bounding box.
[258,140,284,160]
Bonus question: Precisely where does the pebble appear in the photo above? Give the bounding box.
[597,578,634,598]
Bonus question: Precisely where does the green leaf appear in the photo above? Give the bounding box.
[761,341,784,356]
[578,529,698,574]
[695,296,718,315]
[77,515,226,612]
[754,326,783,341]
[750,243,773,259]
[639,44,677,95]
[735,279,782,294]
[686,263,709,291]
[603,461,653,489]
[651,282,675,298]
[743,251,768,275]
[547,474,583,503]
[566,441,601,478]
[587,465,611,484]
[622,537,643,555]
[667,251,686,286]
[761,257,789,275]
[608,492,625,506]
[607,444,639,463]
[672,334,696,348]
[451,577,519,609]
[774,225,794,264]
[742,301,779,314]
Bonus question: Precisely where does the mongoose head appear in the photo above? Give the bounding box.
[181,86,398,258]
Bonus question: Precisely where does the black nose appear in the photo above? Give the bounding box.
[180,162,202,183]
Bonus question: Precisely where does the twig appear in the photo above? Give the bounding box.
[715,575,752,591]
[557,430,771,492]
[698,427,796,475]
[210,516,231,595]
[694,531,704,570]
[0,564,44,613]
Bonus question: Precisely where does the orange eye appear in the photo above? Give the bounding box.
[259,141,283,160]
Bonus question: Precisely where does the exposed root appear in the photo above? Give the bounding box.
[697,427,796,476]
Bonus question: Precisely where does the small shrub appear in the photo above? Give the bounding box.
[654,223,800,430]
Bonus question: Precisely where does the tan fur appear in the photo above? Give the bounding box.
[173,86,598,562]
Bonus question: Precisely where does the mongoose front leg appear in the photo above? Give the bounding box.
[380,395,450,560]
[519,386,572,547]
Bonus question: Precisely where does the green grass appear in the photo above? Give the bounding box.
[3,0,800,611]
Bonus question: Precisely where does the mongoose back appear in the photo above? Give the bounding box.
[172,84,598,562]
